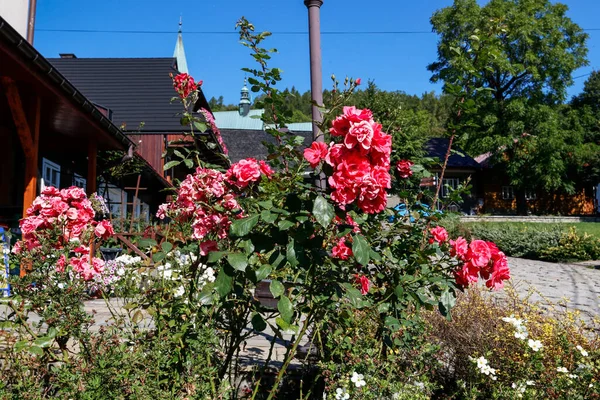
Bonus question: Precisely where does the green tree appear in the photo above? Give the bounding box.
[428,0,589,213]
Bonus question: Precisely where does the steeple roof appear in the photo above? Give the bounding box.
[173,18,188,73]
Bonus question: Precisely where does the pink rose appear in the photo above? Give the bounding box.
[355,78,361,85]
[429,226,448,244]
[396,160,414,179]
[467,240,492,268]
[303,141,329,168]
[332,238,352,260]
[485,252,510,290]
[200,240,219,256]
[355,274,371,295]
[449,237,468,259]
[259,160,274,178]
[344,120,374,151]
[94,220,114,240]
[454,261,480,288]
[226,158,262,188]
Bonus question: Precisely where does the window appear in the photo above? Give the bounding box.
[525,190,537,201]
[441,177,461,198]
[41,158,60,190]
[73,174,87,190]
[502,186,515,200]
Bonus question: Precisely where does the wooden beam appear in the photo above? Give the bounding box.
[87,139,97,195]
[1,77,34,159]
[22,96,41,219]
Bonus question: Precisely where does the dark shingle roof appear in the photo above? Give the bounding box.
[48,57,192,133]
[425,138,480,169]
[220,129,312,163]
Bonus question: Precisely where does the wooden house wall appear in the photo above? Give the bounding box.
[128,134,164,176]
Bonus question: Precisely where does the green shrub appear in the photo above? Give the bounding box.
[540,227,600,262]
[468,224,563,259]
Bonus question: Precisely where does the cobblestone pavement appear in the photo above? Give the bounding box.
[502,257,600,319]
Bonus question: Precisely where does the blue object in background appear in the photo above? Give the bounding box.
[0,227,10,297]
[388,202,434,223]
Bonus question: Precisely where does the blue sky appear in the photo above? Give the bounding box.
[34,0,600,105]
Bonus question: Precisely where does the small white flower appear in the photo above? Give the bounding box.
[576,345,589,357]
[174,286,185,297]
[528,339,543,352]
[526,380,535,386]
[568,374,577,379]
[351,371,366,388]
[557,367,569,373]
[476,356,488,369]
[590,384,594,388]
[514,331,528,340]
[413,381,425,390]
[57,282,65,289]
[335,387,349,400]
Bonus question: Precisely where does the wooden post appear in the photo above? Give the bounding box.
[87,139,97,195]
[1,77,40,219]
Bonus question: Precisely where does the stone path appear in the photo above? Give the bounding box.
[502,257,600,319]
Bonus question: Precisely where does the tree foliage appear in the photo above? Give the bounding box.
[428,0,590,202]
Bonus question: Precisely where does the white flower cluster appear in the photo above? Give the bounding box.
[473,356,497,380]
[502,315,543,352]
[512,381,534,398]
[501,315,528,339]
[115,254,142,266]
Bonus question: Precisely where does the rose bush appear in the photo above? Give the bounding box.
[0,18,513,399]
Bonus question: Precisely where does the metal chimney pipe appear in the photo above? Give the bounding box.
[304,0,324,143]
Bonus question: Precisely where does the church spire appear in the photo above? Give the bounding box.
[239,77,251,116]
[173,17,189,74]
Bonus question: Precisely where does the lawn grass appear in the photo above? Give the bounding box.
[461,222,600,239]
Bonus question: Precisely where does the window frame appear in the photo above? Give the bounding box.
[501,186,515,200]
[41,158,61,190]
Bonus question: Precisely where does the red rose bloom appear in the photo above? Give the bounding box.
[355,274,371,295]
[429,226,449,244]
[304,141,329,168]
[332,238,352,260]
[396,160,414,179]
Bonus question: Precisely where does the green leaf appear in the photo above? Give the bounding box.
[230,214,260,237]
[258,200,273,209]
[278,220,295,231]
[277,296,293,324]
[275,317,299,334]
[33,336,54,348]
[214,269,233,297]
[207,251,227,263]
[251,313,267,332]
[384,316,401,332]
[227,253,248,272]
[137,238,157,249]
[342,283,366,309]
[352,234,371,266]
[183,158,194,169]
[152,251,166,263]
[28,346,43,356]
[312,195,335,228]
[14,340,29,352]
[238,239,255,255]
[286,238,298,267]
[439,289,456,320]
[261,210,277,224]
[193,121,208,132]
[269,280,285,298]
[161,242,173,254]
[163,160,181,170]
[255,265,272,282]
